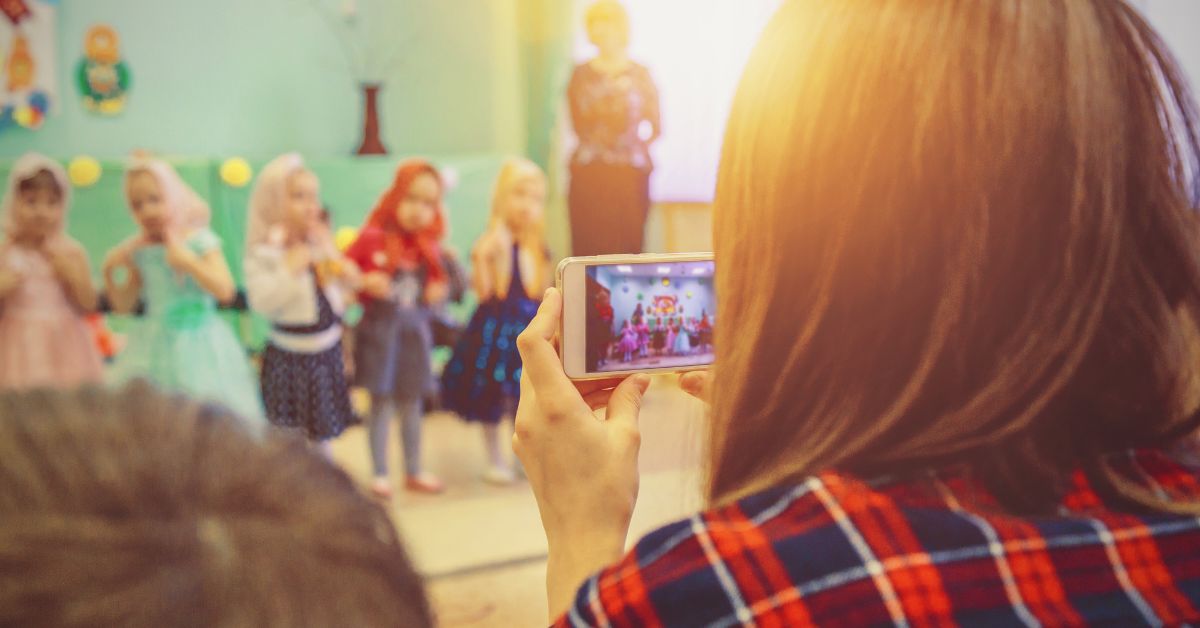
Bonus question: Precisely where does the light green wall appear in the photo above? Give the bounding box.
[0,0,527,159]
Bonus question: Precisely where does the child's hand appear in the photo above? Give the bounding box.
[286,245,312,274]
[103,237,146,272]
[425,281,449,305]
[480,229,509,262]
[363,271,391,299]
[163,233,199,272]
[43,244,82,285]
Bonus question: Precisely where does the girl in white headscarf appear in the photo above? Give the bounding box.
[102,157,263,427]
[0,153,103,390]
[244,153,360,458]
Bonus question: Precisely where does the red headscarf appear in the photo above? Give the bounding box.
[347,159,447,283]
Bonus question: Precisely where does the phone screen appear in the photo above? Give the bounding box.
[584,259,715,373]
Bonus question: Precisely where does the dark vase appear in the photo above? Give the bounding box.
[355,83,388,155]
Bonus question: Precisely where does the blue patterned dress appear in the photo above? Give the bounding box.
[440,245,540,424]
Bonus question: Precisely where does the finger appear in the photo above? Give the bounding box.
[605,374,652,429]
[575,377,626,396]
[582,389,616,411]
[516,289,576,410]
[679,370,713,401]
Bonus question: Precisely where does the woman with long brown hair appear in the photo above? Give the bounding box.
[516,0,1200,624]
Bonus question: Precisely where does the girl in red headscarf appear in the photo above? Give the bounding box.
[346,159,462,498]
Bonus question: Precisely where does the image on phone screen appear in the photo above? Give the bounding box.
[585,260,715,373]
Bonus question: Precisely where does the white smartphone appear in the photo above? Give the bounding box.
[557,253,715,380]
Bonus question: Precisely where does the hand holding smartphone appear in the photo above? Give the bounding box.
[556,253,715,380]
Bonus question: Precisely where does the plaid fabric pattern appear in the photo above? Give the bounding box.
[557,450,1200,627]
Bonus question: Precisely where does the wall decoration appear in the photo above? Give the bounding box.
[307,0,427,155]
[67,155,101,187]
[0,0,56,132]
[76,24,130,116]
[219,157,253,187]
[335,226,359,252]
[652,294,677,316]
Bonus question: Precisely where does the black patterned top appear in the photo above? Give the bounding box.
[567,60,661,172]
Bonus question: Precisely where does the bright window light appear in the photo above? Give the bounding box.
[572,0,783,202]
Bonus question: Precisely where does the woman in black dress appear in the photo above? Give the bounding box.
[567,0,661,256]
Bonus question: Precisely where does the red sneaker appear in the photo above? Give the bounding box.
[405,473,445,494]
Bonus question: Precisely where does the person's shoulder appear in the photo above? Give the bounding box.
[631,61,656,79]
[566,475,879,625]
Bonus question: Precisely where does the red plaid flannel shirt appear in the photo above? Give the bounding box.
[556,449,1200,626]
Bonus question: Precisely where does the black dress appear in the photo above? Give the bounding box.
[260,272,358,440]
[440,245,541,424]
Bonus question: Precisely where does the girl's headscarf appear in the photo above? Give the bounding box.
[245,153,305,253]
[349,159,447,282]
[1,152,71,247]
[124,157,211,233]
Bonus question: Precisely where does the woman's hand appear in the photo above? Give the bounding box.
[679,370,712,402]
[513,288,651,621]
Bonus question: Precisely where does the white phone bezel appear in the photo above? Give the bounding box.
[556,252,715,380]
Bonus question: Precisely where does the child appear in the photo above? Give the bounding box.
[698,309,713,352]
[617,319,639,363]
[0,153,104,390]
[633,303,650,358]
[665,316,678,355]
[673,315,693,355]
[103,157,263,427]
[245,154,360,458]
[347,159,454,497]
[441,158,552,484]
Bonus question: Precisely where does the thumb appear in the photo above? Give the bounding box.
[679,371,712,402]
[605,374,651,429]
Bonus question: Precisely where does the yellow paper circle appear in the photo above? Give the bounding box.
[335,226,359,252]
[68,156,102,187]
[220,157,253,188]
[13,106,34,127]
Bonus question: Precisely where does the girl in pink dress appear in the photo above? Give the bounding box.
[617,319,639,363]
[0,153,104,390]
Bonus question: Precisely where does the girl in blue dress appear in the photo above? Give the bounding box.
[441,158,552,485]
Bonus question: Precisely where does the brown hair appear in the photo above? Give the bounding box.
[0,383,433,627]
[17,168,63,201]
[709,0,1200,514]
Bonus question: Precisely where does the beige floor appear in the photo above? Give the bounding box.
[329,376,709,626]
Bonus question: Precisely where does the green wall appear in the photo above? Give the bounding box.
[1,0,528,159]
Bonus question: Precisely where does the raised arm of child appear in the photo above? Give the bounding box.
[102,237,144,314]
[45,239,98,312]
[164,231,236,304]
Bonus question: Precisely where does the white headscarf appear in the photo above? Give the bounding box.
[1,152,71,246]
[245,153,305,253]
[123,157,211,233]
